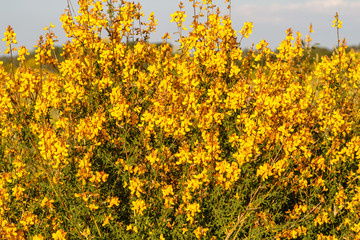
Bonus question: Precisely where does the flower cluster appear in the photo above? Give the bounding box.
[1,1,360,239]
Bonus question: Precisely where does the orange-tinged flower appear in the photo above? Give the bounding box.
[309,23,314,33]
[102,214,114,226]
[194,226,209,239]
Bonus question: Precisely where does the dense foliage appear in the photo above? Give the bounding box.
[1,0,360,239]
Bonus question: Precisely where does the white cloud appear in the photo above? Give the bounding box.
[230,0,360,49]
[234,0,360,23]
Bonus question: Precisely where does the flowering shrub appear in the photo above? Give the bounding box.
[1,1,360,239]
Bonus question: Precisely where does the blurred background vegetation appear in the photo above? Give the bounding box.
[0,46,64,73]
[1,43,360,73]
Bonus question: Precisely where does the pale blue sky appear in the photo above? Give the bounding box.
[1,0,359,55]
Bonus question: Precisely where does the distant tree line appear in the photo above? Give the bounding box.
[1,43,360,73]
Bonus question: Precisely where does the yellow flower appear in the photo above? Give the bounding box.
[33,234,44,240]
[162,185,174,197]
[40,196,55,209]
[314,211,330,226]
[12,184,25,199]
[17,46,30,62]
[102,214,114,226]
[126,224,138,233]
[194,226,209,239]
[240,21,253,38]
[108,196,120,208]
[131,199,147,215]
[52,229,67,240]
[88,203,99,211]
[185,202,201,223]
[2,25,17,54]
[256,163,272,181]
[332,12,343,29]
[129,178,144,197]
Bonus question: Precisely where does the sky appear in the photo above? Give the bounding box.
[0,0,359,55]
